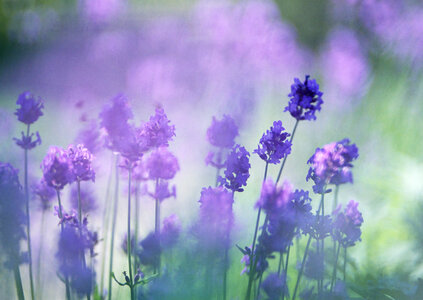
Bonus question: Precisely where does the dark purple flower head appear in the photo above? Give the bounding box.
[99,94,133,152]
[15,91,44,125]
[304,214,333,240]
[32,179,56,211]
[262,273,287,300]
[0,162,27,267]
[141,106,175,149]
[256,179,292,213]
[306,139,359,193]
[284,75,323,121]
[161,214,181,248]
[332,200,363,247]
[289,189,313,232]
[254,121,291,164]
[41,146,74,190]
[218,144,250,192]
[206,115,239,148]
[198,186,234,242]
[67,144,95,182]
[14,131,41,150]
[70,184,97,213]
[70,266,95,296]
[148,180,176,203]
[145,147,180,180]
[138,232,161,267]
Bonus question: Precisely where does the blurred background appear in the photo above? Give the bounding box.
[0,0,423,299]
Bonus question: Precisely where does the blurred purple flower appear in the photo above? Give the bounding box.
[206,115,239,148]
[254,120,291,164]
[145,147,179,180]
[140,106,175,149]
[67,144,95,182]
[0,162,27,267]
[148,180,176,203]
[14,131,41,150]
[304,250,324,280]
[32,179,56,211]
[161,214,181,249]
[41,146,73,190]
[205,151,225,169]
[75,120,103,154]
[262,273,287,300]
[70,184,97,213]
[218,144,250,192]
[138,232,161,267]
[306,139,359,193]
[256,179,292,213]
[332,200,363,247]
[284,75,323,121]
[15,91,44,125]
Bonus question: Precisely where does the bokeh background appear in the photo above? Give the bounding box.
[1,0,423,299]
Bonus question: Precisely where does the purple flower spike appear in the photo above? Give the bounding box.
[67,144,95,182]
[15,91,44,125]
[254,121,291,164]
[161,214,181,248]
[256,179,292,213]
[262,273,287,300]
[284,75,323,121]
[332,200,363,247]
[218,145,250,192]
[141,106,175,149]
[14,131,42,150]
[41,146,73,190]
[199,186,234,232]
[33,179,56,211]
[306,138,359,193]
[206,115,239,148]
[146,147,180,180]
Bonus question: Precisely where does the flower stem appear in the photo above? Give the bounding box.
[57,190,71,300]
[292,235,312,300]
[108,155,120,300]
[24,124,35,300]
[276,119,299,183]
[133,181,140,299]
[281,245,291,300]
[127,166,134,300]
[320,191,325,293]
[36,210,45,299]
[277,252,284,276]
[223,191,235,300]
[343,247,347,282]
[245,162,268,300]
[13,264,25,300]
[330,241,341,292]
[100,153,114,298]
[154,178,161,274]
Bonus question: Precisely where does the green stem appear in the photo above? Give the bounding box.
[276,119,299,183]
[24,124,35,300]
[215,149,222,187]
[245,162,268,300]
[277,252,283,276]
[292,236,312,300]
[223,191,235,300]
[36,210,45,299]
[321,190,325,293]
[57,190,71,300]
[343,247,347,282]
[127,166,134,300]
[108,155,120,300]
[281,245,290,300]
[13,264,25,300]
[330,242,341,292]
[77,181,90,300]
[133,181,140,300]
[154,178,161,274]
[100,153,114,297]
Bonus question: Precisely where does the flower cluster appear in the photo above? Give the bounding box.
[161,214,181,248]
[332,200,364,247]
[218,145,251,192]
[41,146,74,190]
[284,75,323,121]
[254,121,291,164]
[306,138,359,193]
[67,144,96,182]
[0,162,27,267]
[33,179,56,211]
[14,131,41,150]
[15,91,44,125]
[145,147,180,180]
[206,115,239,148]
[141,106,176,149]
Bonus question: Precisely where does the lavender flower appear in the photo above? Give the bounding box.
[218,144,250,192]
[0,162,27,267]
[138,232,161,267]
[256,179,292,213]
[145,147,180,180]
[67,144,95,182]
[254,121,291,164]
[161,214,181,248]
[306,139,359,193]
[75,120,103,154]
[70,184,97,213]
[14,131,41,150]
[141,106,175,149]
[284,75,323,121]
[262,273,286,300]
[14,91,44,125]
[198,187,234,244]
[304,250,324,280]
[32,179,56,211]
[206,115,239,148]
[332,200,363,247]
[41,146,73,190]
[148,181,176,203]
